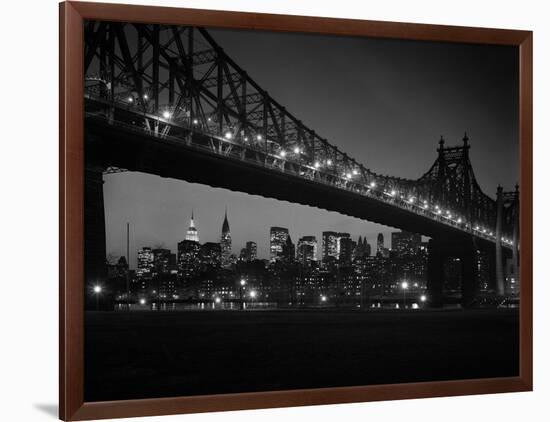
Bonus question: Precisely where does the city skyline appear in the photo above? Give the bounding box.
[106,176,401,268]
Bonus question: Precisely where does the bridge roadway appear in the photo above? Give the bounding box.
[86,115,504,246]
[84,111,512,307]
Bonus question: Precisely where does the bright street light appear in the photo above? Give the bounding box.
[320,295,327,302]
[401,281,409,309]
[224,131,233,140]
[370,181,376,188]
[162,110,171,119]
[326,159,332,165]
[239,279,247,310]
[279,150,287,158]
[249,290,257,298]
[139,298,146,305]
[420,295,427,302]
[93,285,102,310]
[293,147,300,154]
[215,297,221,304]
[314,161,321,169]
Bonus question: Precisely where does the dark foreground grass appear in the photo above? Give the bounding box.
[84,308,519,401]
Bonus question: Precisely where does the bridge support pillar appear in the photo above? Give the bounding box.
[85,163,107,309]
[460,242,479,308]
[427,239,445,307]
[427,237,479,308]
[487,249,497,291]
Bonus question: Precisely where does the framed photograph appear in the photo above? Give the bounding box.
[60,1,532,420]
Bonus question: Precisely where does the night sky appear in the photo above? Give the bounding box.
[102,26,519,267]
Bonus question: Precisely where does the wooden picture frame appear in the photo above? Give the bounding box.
[60,1,533,420]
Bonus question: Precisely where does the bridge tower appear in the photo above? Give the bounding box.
[425,135,483,307]
[462,133,472,224]
[502,184,520,294]
[435,136,447,205]
[495,185,505,295]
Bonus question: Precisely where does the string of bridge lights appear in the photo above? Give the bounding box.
[267,143,512,246]
[269,144,512,246]
[259,143,505,242]
[119,94,514,247]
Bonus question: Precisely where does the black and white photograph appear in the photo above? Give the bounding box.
[83,20,520,402]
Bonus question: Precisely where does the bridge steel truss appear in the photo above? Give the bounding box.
[84,21,518,248]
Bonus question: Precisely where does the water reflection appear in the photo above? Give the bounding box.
[114,301,278,311]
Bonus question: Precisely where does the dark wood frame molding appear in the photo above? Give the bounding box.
[60,1,533,420]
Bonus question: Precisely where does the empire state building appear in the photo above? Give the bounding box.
[185,211,199,243]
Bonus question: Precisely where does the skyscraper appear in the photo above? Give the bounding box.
[338,235,354,265]
[137,247,154,276]
[245,241,257,261]
[377,233,384,256]
[270,227,289,262]
[355,237,372,259]
[177,240,201,280]
[391,231,422,257]
[220,208,232,267]
[185,210,199,243]
[199,242,222,268]
[297,236,317,264]
[336,232,351,260]
[282,234,296,262]
[152,248,173,275]
[151,248,177,299]
[322,231,339,261]
[365,239,372,257]
[356,236,363,257]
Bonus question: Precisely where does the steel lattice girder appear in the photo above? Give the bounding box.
[84,21,518,239]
